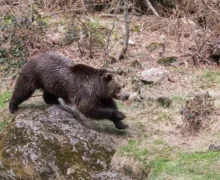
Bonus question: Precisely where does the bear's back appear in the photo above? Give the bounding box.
[32,52,74,68]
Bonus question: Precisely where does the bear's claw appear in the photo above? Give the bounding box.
[114,121,129,130]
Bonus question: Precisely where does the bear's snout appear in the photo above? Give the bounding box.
[121,93,130,101]
[114,90,129,101]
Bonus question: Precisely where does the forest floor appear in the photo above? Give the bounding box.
[1,8,220,179]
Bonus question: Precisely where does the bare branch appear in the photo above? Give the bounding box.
[104,0,121,58]
[123,0,130,54]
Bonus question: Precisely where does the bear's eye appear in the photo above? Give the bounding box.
[117,87,121,92]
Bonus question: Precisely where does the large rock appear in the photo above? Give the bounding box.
[0,106,126,180]
[140,68,169,84]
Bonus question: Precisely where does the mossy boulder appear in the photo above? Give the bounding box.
[0,106,125,179]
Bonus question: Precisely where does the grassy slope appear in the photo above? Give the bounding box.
[115,69,220,179]
[1,7,220,179]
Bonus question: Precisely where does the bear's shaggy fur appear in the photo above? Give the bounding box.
[9,53,129,129]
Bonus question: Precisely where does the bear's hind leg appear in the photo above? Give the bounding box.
[43,91,60,105]
[9,82,36,113]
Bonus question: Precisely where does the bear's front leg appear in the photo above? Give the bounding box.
[113,120,129,130]
[85,107,128,129]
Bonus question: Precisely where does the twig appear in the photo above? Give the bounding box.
[201,0,218,14]
[197,34,212,54]
[89,31,93,58]
[145,0,160,17]
[77,39,85,57]
[123,0,130,55]
[180,33,212,66]
[69,11,94,57]
[104,0,121,58]
[81,0,87,16]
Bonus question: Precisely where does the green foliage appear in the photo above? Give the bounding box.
[0,10,47,76]
[87,19,104,32]
[86,19,107,47]
[0,41,27,76]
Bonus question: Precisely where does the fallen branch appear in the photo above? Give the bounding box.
[145,0,160,17]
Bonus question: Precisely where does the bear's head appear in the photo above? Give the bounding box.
[102,72,129,101]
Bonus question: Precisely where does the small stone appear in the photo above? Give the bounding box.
[209,143,220,151]
[67,168,76,176]
[128,92,140,101]
[140,68,169,84]
[128,67,136,73]
[128,39,135,46]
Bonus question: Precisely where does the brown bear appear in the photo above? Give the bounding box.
[9,53,129,129]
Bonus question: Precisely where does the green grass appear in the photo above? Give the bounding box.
[0,91,12,107]
[120,139,149,164]
[172,95,185,104]
[0,120,7,132]
[120,138,220,180]
[148,151,220,180]
[156,112,173,121]
[201,70,220,88]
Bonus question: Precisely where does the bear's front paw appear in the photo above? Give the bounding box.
[115,111,126,120]
[114,121,129,130]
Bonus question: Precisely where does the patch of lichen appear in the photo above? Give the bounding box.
[2,160,39,179]
[0,115,115,179]
[0,126,39,179]
[40,136,115,178]
[89,142,115,169]
[40,137,90,177]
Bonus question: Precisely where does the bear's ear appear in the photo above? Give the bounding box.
[102,73,112,82]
